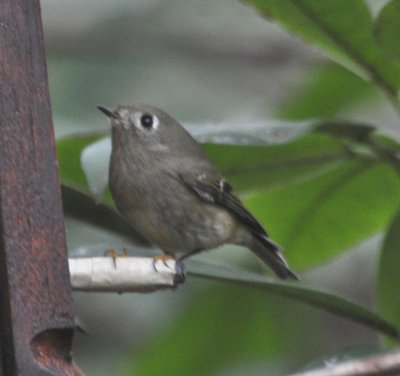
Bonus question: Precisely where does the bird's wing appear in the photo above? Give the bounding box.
[178,173,268,237]
[179,172,298,279]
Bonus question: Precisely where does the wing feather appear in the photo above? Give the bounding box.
[179,173,267,237]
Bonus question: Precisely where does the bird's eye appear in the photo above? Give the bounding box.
[140,114,153,129]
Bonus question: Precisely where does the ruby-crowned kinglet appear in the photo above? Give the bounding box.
[97,104,297,280]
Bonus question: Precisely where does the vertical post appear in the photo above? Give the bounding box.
[0,1,77,375]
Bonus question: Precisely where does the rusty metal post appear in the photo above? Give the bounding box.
[0,1,77,375]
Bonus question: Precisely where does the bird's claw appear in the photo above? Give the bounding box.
[153,253,186,285]
[104,247,128,268]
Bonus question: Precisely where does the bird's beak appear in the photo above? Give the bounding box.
[97,105,119,119]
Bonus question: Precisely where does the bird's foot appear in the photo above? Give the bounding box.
[153,253,186,285]
[104,247,128,268]
[152,252,175,269]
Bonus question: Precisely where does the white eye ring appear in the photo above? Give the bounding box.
[133,112,159,131]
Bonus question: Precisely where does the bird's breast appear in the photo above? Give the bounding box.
[108,153,239,253]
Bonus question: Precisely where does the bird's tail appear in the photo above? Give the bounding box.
[250,234,298,280]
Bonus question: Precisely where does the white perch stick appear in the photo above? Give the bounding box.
[291,349,400,376]
[69,257,184,293]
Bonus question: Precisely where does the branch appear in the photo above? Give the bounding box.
[292,349,400,376]
[69,257,185,292]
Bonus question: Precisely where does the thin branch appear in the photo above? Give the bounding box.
[62,185,149,246]
[69,257,185,292]
[291,349,400,376]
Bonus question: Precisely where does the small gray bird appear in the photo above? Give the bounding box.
[97,104,297,280]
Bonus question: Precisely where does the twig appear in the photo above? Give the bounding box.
[291,349,400,376]
[69,257,185,292]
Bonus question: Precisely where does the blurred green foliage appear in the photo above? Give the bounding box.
[130,284,319,376]
[377,210,400,344]
[276,63,378,119]
[374,0,400,61]
[248,0,400,98]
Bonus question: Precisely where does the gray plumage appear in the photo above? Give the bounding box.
[98,103,297,280]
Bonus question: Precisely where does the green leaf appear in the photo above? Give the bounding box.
[245,161,400,268]
[80,137,111,201]
[277,63,378,120]
[77,126,353,199]
[187,118,314,145]
[205,133,349,193]
[247,0,400,103]
[374,0,400,60]
[377,208,400,334]
[187,259,399,339]
[57,134,148,244]
[314,121,375,142]
[57,132,106,192]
